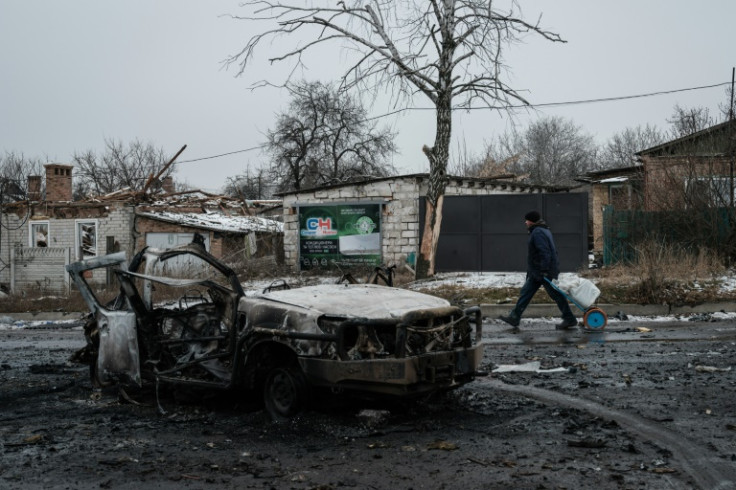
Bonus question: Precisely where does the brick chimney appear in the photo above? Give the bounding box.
[44,164,73,202]
[162,176,175,194]
[28,175,41,201]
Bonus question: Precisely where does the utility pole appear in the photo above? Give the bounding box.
[729,67,735,267]
[730,67,735,209]
[730,67,735,121]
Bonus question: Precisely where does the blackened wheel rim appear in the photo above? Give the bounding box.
[263,366,308,421]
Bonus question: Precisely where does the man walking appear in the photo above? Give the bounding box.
[499,210,577,332]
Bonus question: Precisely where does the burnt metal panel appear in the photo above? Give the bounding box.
[421,193,588,272]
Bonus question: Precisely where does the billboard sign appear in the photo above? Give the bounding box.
[298,203,381,270]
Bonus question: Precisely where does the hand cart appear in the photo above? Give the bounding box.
[544,277,607,330]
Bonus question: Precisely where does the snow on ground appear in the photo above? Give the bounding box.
[408,271,529,290]
[3,271,736,330]
[416,271,736,293]
[0,318,82,331]
[718,275,736,292]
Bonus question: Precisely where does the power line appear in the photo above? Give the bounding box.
[177,145,266,164]
[366,81,730,114]
[523,82,729,109]
[177,81,730,165]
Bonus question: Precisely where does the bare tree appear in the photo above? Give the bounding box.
[601,124,666,168]
[0,152,45,200]
[224,167,274,200]
[667,104,716,139]
[718,76,735,121]
[477,117,596,186]
[266,81,396,192]
[72,139,177,199]
[449,138,521,179]
[516,117,598,185]
[226,0,563,277]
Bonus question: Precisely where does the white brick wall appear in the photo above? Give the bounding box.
[0,203,136,289]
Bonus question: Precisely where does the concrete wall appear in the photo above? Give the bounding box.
[11,247,70,293]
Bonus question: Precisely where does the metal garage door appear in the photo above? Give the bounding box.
[421,193,588,272]
[145,232,211,274]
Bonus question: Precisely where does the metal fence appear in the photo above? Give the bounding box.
[602,206,733,265]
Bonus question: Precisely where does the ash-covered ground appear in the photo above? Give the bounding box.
[2,319,735,489]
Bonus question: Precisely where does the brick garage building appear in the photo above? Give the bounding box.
[279,173,571,273]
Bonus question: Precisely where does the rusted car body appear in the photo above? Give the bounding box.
[67,242,484,419]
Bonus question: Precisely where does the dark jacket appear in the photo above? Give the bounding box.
[527,221,560,281]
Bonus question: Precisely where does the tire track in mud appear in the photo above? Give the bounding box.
[477,377,736,490]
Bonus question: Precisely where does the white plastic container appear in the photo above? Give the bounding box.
[568,279,600,309]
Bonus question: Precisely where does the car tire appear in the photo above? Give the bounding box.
[89,358,113,388]
[263,365,309,421]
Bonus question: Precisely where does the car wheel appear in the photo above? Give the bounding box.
[263,365,309,421]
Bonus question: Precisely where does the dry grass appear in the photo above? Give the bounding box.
[586,241,733,305]
[417,242,736,308]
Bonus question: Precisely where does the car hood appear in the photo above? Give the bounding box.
[249,283,450,319]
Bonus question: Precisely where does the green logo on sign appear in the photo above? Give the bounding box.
[354,216,376,234]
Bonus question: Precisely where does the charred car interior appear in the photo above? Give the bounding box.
[66,241,484,420]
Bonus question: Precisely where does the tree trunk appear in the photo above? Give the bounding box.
[415,195,445,278]
[416,91,452,279]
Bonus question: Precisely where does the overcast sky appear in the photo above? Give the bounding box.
[1,1,734,193]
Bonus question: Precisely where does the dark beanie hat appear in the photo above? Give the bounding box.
[524,210,541,222]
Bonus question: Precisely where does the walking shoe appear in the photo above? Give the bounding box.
[555,318,578,330]
[498,314,520,328]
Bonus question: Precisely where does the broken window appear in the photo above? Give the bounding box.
[30,221,49,247]
[76,220,98,259]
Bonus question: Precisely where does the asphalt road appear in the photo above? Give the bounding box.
[1,318,735,489]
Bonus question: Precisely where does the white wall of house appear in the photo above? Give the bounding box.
[281,175,539,271]
[0,205,136,290]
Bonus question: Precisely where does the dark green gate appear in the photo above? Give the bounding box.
[422,193,589,273]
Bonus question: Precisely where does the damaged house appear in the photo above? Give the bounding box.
[0,164,283,294]
[584,118,736,263]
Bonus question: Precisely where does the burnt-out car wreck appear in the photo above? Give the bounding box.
[66,242,484,420]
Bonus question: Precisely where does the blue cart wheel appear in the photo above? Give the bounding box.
[583,307,607,330]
